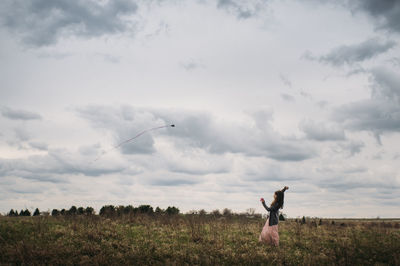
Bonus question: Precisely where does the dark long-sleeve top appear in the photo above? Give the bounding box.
[262,201,280,226]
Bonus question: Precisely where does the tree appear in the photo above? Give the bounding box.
[100,205,116,217]
[20,209,31,216]
[60,209,66,216]
[138,205,154,214]
[116,205,125,216]
[77,207,85,215]
[51,209,60,216]
[85,207,94,215]
[166,206,180,215]
[155,207,164,214]
[33,208,40,216]
[123,205,134,215]
[68,206,77,215]
[279,213,285,221]
[223,208,232,216]
[8,209,18,217]
[212,209,221,217]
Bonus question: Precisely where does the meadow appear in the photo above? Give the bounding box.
[1,213,399,265]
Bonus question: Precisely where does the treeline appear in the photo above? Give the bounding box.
[6,207,94,217]
[99,205,180,217]
[7,209,35,217]
[6,205,180,217]
[6,206,273,219]
[51,206,95,216]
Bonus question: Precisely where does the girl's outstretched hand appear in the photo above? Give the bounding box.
[284,186,289,190]
[260,198,265,203]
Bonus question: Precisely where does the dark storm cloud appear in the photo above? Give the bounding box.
[0,0,138,46]
[350,0,400,34]
[299,120,345,141]
[1,107,42,120]
[307,38,396,66]
[77,105,316,162]
[333,68,400,141]
[216,0,268,19]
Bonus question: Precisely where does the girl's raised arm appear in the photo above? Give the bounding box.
[261,200,271,212]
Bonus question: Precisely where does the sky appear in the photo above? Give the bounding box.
[0,0,400,218]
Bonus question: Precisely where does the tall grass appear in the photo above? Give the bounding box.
[1,215,399,265]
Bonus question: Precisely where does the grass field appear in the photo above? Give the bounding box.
[1,214,399,265]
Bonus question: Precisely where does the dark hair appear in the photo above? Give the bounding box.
[272,190,285,209]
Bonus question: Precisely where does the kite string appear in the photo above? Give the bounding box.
[92,124,172,163]
[113,125,168,149]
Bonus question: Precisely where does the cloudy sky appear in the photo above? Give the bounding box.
[1,0,399,218]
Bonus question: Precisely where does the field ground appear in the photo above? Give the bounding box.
[1,215,399,265]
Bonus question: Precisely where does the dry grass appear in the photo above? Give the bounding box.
[0,215,399,265]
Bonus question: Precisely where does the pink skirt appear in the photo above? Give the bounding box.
[259,218,279,246]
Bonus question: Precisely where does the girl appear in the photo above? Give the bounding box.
[259,186,289,246]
